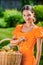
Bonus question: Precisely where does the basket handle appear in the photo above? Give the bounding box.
[0,38,11,44]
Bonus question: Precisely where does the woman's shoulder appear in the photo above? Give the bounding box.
[12,24,22,35]
[15,24,23,31]
[33,25,43,38]
[34,25,43,30]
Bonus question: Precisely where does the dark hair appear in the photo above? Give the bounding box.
[21,5,34,13]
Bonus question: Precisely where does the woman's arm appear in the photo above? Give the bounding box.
[12,35,17,40]
[10,36,25,47]
[35,38,42,65]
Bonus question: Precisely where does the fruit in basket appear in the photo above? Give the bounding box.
[11,46,18,51]
[1,48,6,52]
[8,49,14,52]
[0,46,18,52]
[2,46,10,52]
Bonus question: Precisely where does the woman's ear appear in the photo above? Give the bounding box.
[33,17,36,22]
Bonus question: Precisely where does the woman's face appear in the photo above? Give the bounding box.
[22,10,34,23]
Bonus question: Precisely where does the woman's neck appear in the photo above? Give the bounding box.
[25,22,35,28]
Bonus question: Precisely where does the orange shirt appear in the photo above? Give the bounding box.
[12,24,43,65]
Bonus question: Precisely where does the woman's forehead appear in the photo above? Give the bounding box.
[22,10,32,14]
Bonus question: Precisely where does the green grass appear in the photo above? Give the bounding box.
[0,28,14,40]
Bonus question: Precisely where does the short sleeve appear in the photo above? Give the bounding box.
[12,24,21,35]
[34,27,43,38]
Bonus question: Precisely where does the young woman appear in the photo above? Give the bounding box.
[10,5,43,65]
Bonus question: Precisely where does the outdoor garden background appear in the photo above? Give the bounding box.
[0,0,43,65]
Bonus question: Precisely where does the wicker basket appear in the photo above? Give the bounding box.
[0,38,22,65]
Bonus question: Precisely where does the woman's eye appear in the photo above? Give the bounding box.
[23,14,31,17]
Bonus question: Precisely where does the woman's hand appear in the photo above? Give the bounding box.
[10,36,26,47]
[19,36,26,42]
[10,40,18,47]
